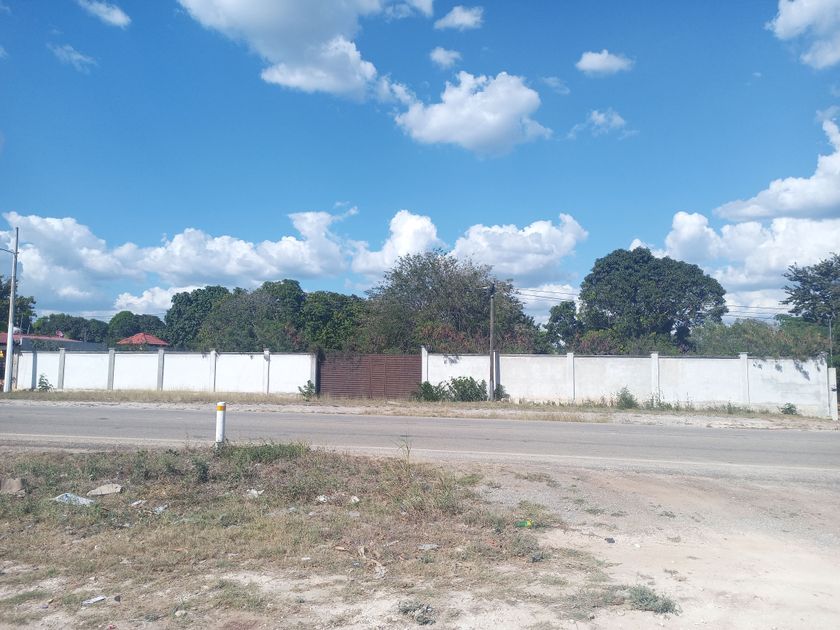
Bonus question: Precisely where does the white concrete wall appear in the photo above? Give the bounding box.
[499,355,569,401]
[269,353,316,394]
[748,358,829,417]
[216,353,267,394]
[425,351,837,419]
[15,350,315,395]
[658,357,743,405]
[62,353,109,390]
[113,353,159,390]
[16,351,60,390]
[162,353,214,391]
[426,353,489,386]
[575,356,651,404]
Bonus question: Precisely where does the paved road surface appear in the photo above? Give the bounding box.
[1,402,839,478]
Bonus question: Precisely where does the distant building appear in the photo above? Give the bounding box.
[116,332,169,347]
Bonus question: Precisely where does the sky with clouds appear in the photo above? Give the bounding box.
[1,1,839,323]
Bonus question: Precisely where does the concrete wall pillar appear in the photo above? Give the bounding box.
[651,352,660,402]
[829,367,838,421]
[310,353,318,392]
[566,352,575,403]
[107,348,116,390]
[263,348,271,394]
[739,353,750,405]
[421,346,429,383]
[156,348,165,391]
[57,347,66,390]
[209,349,217,392]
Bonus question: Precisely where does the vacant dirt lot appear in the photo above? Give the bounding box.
[1,440,838,629]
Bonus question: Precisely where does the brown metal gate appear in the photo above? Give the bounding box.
[319,354,421,399]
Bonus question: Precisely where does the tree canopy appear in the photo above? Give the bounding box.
[165,285,231,349]
[1,275,36,332]
[107,311,166,346]
[32,313,108,342]
[363,251,538,353]
[578,248,727,349]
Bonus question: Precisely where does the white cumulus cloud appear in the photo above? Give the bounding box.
[430,46,461,68]
[715,119,840,220]
[661,211,840,295]
[540,76,570,95]
[76,0,131,28]
[768,0,840,68]
[47,43,97,73]
[351,210,443,276]
[452,214,588,284]
[178,0,384,99]
[575,49,633,76]
[114,286,199,315]
[395,70,551,155]
[434,5,483,30]
[568,108,630,139]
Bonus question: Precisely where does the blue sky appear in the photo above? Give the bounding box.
[1,0,840,322]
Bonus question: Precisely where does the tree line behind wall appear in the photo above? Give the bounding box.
[6,249,838,365]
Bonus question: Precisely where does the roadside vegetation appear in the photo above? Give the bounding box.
[5,251,837,370]
[0,444,675,626]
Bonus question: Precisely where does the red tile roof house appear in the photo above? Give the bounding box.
[116,333,169,347]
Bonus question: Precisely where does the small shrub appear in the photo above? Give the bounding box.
[627,585,678,614]
[192,456,210,484]
[298,380,317,401]
[779,402,799,415]
[413,381,450,402]
[614,387,639,409]
[447,376,487,402]
[37,374,53,392]
[493,383,509,401]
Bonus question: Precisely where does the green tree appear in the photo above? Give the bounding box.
[783,253,839,366]
[0,275,36,331]
[107,311,165,345]
[362,251,540,353]
[300,291,365,351]
[165,285,231,349]
[579,248,727,349]
[692,318,827,360]
[32,313,108,342]
[542,301,582,351]
[193,287,304,352]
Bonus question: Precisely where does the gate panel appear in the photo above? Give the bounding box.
[320,354,420,399]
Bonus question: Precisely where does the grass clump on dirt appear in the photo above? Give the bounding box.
[0,442,614,627]
[627,584,679,614]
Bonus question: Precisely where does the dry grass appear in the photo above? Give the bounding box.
[0,444,631,627]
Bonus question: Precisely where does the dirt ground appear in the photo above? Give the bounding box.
[1,443,838,629]
[3,394,837,431]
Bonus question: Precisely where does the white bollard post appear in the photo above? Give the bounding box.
[215,401,226,448]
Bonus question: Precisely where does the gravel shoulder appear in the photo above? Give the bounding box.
[2,396,837,431]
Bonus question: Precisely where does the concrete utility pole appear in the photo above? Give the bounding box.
[3,227,19,393]
[488,282,495,401]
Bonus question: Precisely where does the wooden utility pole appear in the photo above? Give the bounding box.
[488,283,495,401]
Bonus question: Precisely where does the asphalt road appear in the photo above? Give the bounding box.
[1,402,839,478]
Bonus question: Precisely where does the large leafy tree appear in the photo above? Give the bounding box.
[783,253,840,366]
[541,301,582,352]
[32,313,108,342]
[300,291,365,352]
[107,311,166,345]
[692,317,828,360]
[578,248,727,349]
[165,285,231,349]
[783,253,840,323]
[0,276,36,331]
[363,251,539,353]
[193,283,305,352]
